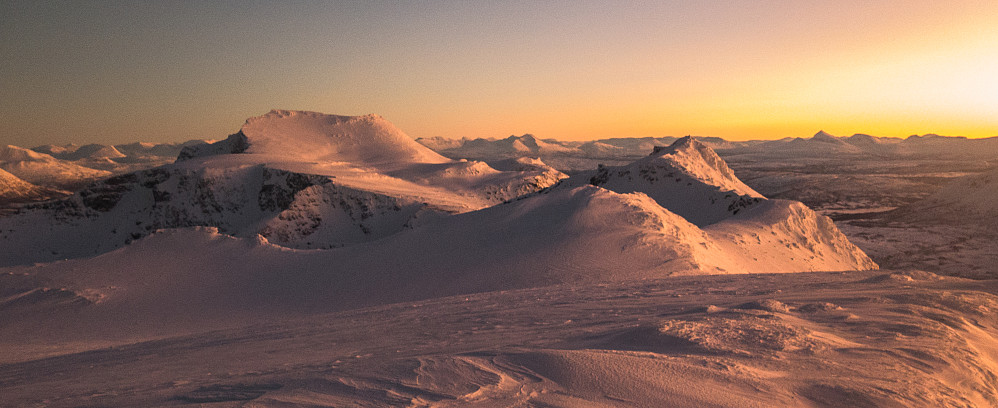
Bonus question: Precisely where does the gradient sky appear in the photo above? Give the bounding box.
[2,0,997,146]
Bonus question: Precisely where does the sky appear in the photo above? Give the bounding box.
[2,0,997,146]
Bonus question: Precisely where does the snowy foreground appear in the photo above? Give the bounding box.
[1,110,996,406]
[2,270,997,407]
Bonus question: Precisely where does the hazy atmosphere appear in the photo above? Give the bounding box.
[3,0,997,146]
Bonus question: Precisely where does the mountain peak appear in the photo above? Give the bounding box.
[812,130,839,142]
[1,145,55,163]
[650,136,700,156]
[178,110,451,168]
[639,136,760,199]
[566,136,763,226]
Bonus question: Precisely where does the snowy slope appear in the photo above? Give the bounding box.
[0,111,566,265]
[46,144,127,161]
[0,168,62,204]
[0,186,871,326]
[29,141,203,175]
[556,137,764,226]
[422,134,581,159]
[181,110,450,169]
[892,167,998,225]
[0,162,459,264]
[706,199,879,272]
[0,145,111,189]
[2,269,995,407]
[0,119,872,275]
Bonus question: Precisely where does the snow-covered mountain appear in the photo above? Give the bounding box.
[554,137,764,226]
[0,112,888,407]
[30,141,205,174]
[11,141,202,192]
[0,110,566,265]
[53,144,126,161]
[417,134,755,162]
[0,111,875,333]
[0,168,63,205]
[416,134,579,160]
[731,131,998,160]
[741,131,866,157]
[181,110,451,168]
[0,179,874,327]
[1,115,875,278]
[0,145,111,190]
[418,131,998,167]
[113,141,208,158]
[35,141,208,161]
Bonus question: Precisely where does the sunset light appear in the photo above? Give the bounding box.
[2,1,996,145]
[6,2,998,406]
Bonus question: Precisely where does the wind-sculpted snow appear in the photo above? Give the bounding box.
[2,270,996,407]
[706,200,880,272]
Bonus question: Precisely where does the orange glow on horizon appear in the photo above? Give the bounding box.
[1,1,996,145]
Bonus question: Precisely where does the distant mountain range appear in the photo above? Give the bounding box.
[418,131,998,162]
[0,111,875,335]
[4,128,995,208]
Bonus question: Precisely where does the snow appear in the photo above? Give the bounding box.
[706,199,879,272]
[894,167,998,224]
[44,143,127,161]
[0,145,111,189]
[0,112,569,265]
[0,168,56,204]
[556,137,765,226]
[0,119,870,276]
[2,268,996,407]
[18,111,996,407]
[181,110,451,169]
